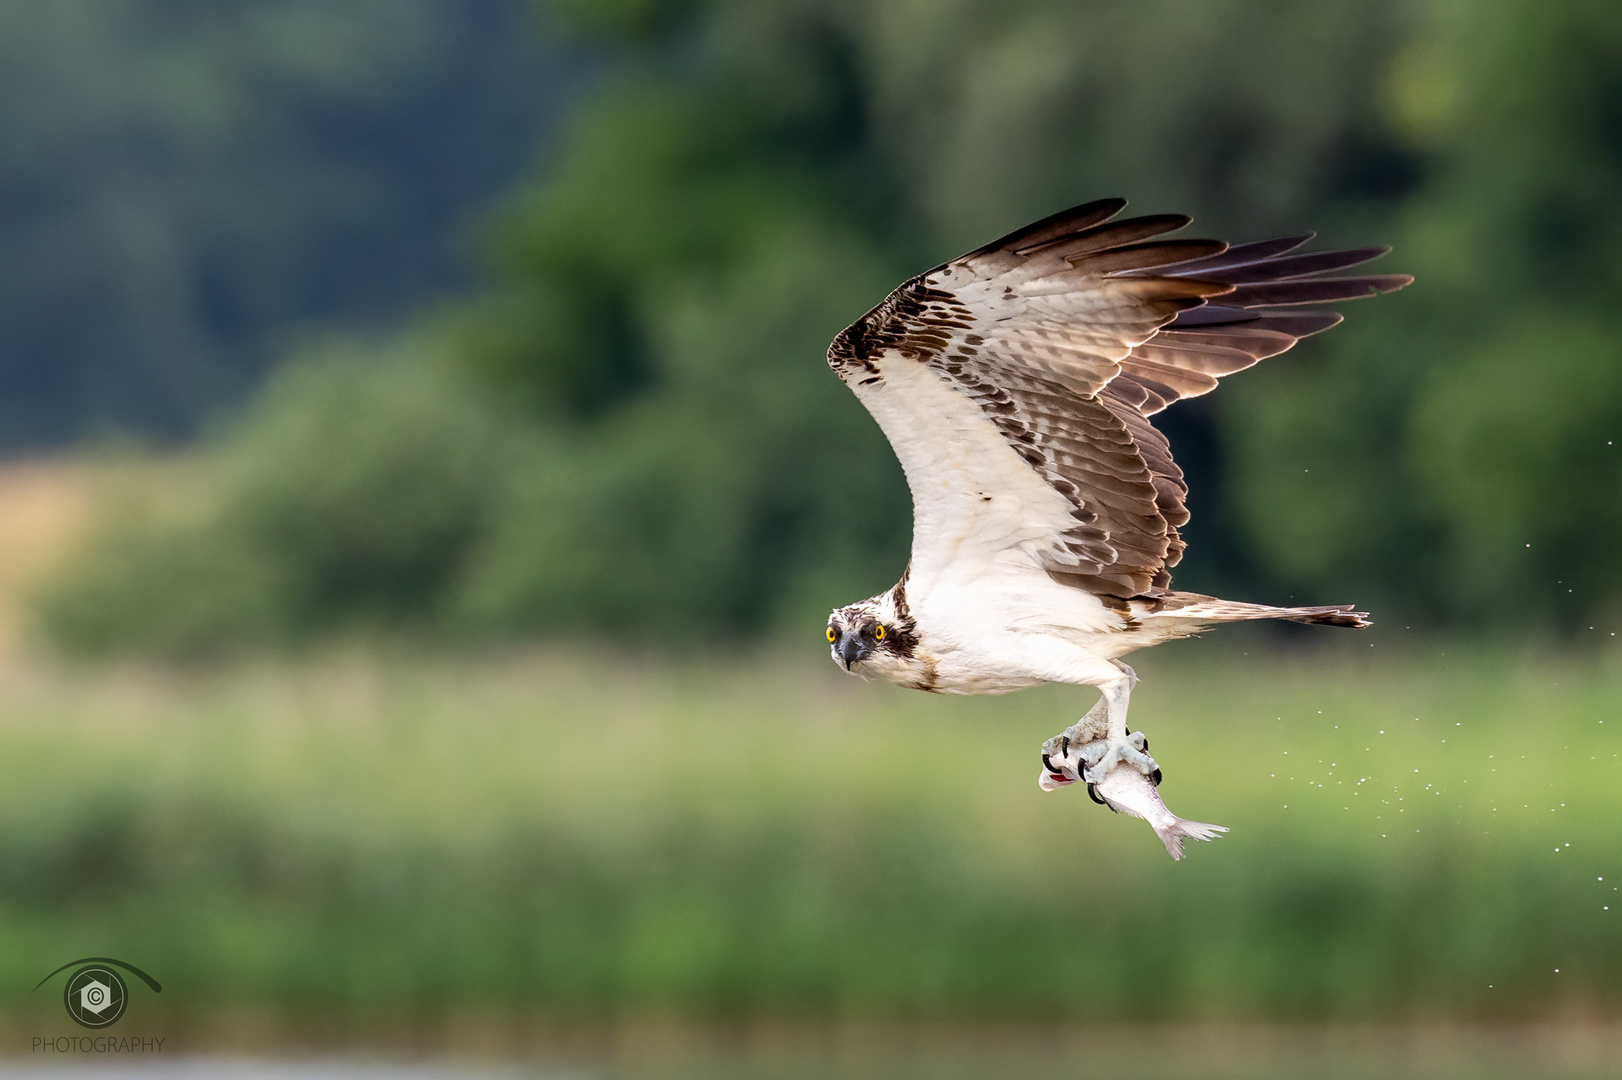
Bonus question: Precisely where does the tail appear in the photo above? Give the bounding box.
[1275,603,1370,629]
[1153,817,1228,861]
[1139,593,1371,629]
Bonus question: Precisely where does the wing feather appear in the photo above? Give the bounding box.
[978,197,1130,255]
[828,199,1411,598]
[1066,239,1229,276]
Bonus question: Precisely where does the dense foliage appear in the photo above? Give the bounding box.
[1227,0,1622,627]
[31,0,1622,651]
[448,0,1423,635]
[39,345,535,650]
[0,0,571,445]
[2,647,1618,1025]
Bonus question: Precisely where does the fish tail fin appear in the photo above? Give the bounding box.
[1154,817,1229,861]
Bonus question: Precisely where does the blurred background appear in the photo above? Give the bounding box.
[1,0,1621,1076]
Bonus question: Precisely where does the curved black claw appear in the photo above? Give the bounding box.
[1040,736,1078,785]
[1126,731,1162,786]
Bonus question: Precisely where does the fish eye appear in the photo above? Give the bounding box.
[826,626,837,643]
[873,623,885,641]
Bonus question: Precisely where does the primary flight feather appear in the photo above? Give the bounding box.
[823,198,1410,852]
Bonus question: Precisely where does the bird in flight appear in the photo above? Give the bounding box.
[824,198,1409,817]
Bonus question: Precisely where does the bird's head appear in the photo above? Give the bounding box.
[826,590,917,677]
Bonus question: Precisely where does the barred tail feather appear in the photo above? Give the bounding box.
[1281,604,1371,628]
[1140,593,1371,629]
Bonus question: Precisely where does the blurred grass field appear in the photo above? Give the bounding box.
[0,632,1617,1036]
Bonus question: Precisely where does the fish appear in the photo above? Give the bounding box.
[1086,762,1227,861]
[1039,702,1227,860]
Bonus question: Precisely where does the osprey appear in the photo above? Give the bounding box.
[824,198,1409,796]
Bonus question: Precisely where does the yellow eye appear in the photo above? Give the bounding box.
[826,627,837,643]
[874,624,886,641]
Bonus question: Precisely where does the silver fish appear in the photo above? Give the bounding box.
[1039,700,1227,860]
[1088,763,1227,861]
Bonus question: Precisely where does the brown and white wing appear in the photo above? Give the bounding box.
[827,198,1410,598]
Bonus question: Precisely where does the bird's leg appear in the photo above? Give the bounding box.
[1039,696,1104,788]
[1079,662,1157,782]
[1037,663,1158,792]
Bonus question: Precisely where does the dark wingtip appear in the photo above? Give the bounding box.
[983,198,1129,256]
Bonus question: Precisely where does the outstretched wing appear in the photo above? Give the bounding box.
[828,198,1410,598]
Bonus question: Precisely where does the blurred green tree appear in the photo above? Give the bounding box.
[39,343,531,653]
[0,0,572,445]
[1223,0,1622,630]
[43,0,1622,650]
[445,0,1421,638]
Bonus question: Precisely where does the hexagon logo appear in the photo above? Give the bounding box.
[63,966,126,1028]
[77,979,112,1013]
[33,956,161,1028]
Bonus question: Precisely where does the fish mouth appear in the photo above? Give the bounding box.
[1039,752,1076,789]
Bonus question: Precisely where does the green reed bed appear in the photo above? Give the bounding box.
[0,638,1617,1025]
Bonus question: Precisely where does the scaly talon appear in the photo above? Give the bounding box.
[1038,682,1159,791]
[1079,730,1159,785]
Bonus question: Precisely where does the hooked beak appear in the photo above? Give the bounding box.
[837,635,870,670]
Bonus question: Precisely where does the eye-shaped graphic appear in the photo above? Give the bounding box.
[33,957,161,1029]
[65,967,124,1027]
